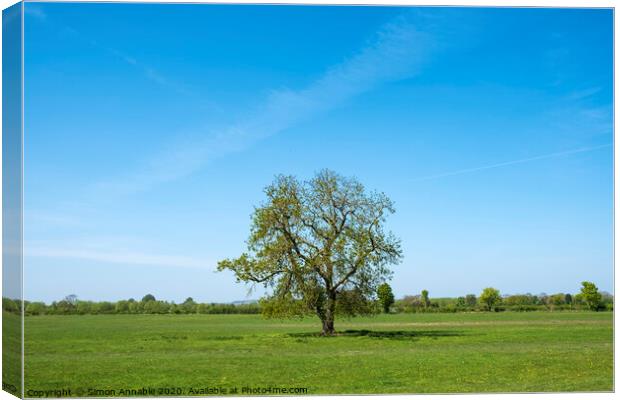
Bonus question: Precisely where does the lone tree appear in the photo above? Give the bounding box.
[141,294,156,303]
[580,281,602,311]
[421,289,430,308]
[377,283,395,313]
[218,170,402,335]
[480,287,501,311]
[465,294,477,308]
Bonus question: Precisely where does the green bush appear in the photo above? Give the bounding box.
[2,298,19,314]
[26,302,46,316]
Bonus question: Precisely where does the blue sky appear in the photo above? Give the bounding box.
[22,4,613,303]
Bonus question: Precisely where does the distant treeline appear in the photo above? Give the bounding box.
[2,295,260,316]
[393,291,614,313]
[3,287,613,316]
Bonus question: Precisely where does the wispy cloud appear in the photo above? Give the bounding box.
[410,143,612,182]
[90,13,438,197]
[544,104,612,142]
[104,46,193,95]
[25,4,191,95]
[566,86,601,101]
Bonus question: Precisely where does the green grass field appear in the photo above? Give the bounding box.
[18,312,613,395]
[2,312,21,396]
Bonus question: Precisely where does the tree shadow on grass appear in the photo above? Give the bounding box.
[288,329,465,340]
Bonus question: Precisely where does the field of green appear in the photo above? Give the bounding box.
[20,312,612,395]
[2,312,21,397]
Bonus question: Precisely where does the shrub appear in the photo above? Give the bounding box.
[377,283,395,313]
[480,287,501,311]
[2,298,19,314]
[26,302,46,315]
[580,282,603,311]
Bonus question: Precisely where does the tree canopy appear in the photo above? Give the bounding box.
[141,294,156,303]
[580,281,602,311]
[377,283,395,313]
[217,170,402,335]
[421,289,430,308]
[480,287,501,311]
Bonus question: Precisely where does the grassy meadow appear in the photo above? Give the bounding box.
[2,312,21,396]
[20,312,613,395]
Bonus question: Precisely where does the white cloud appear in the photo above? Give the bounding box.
[410,143,612,182]
[90,13,437,197]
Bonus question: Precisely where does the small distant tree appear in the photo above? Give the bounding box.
[600,292,614,310]
[115,300,130,314]
[76,301,92,315]
[141,294,156,303]
[564,293,573,305]
[377,283,395,313]
[465,294,477,308]
[421,290,430,309]
[397,295,422,312]
[2,298,19,314]
[64,294,78,305]
[128,301,140,314]
[573,293,584,305]
[549,293,566,308]
[480,287,501,311]
[580,281,602,311]
[145,300,170,314]
[25,302,46,316]
[142,300,158,314]
[54,294,79,314]
[181,297,197,314]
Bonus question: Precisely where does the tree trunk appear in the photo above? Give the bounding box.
[321,292,336,336]
[321,317,334,336]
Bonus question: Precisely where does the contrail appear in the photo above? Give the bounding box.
[410,143,612,182]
